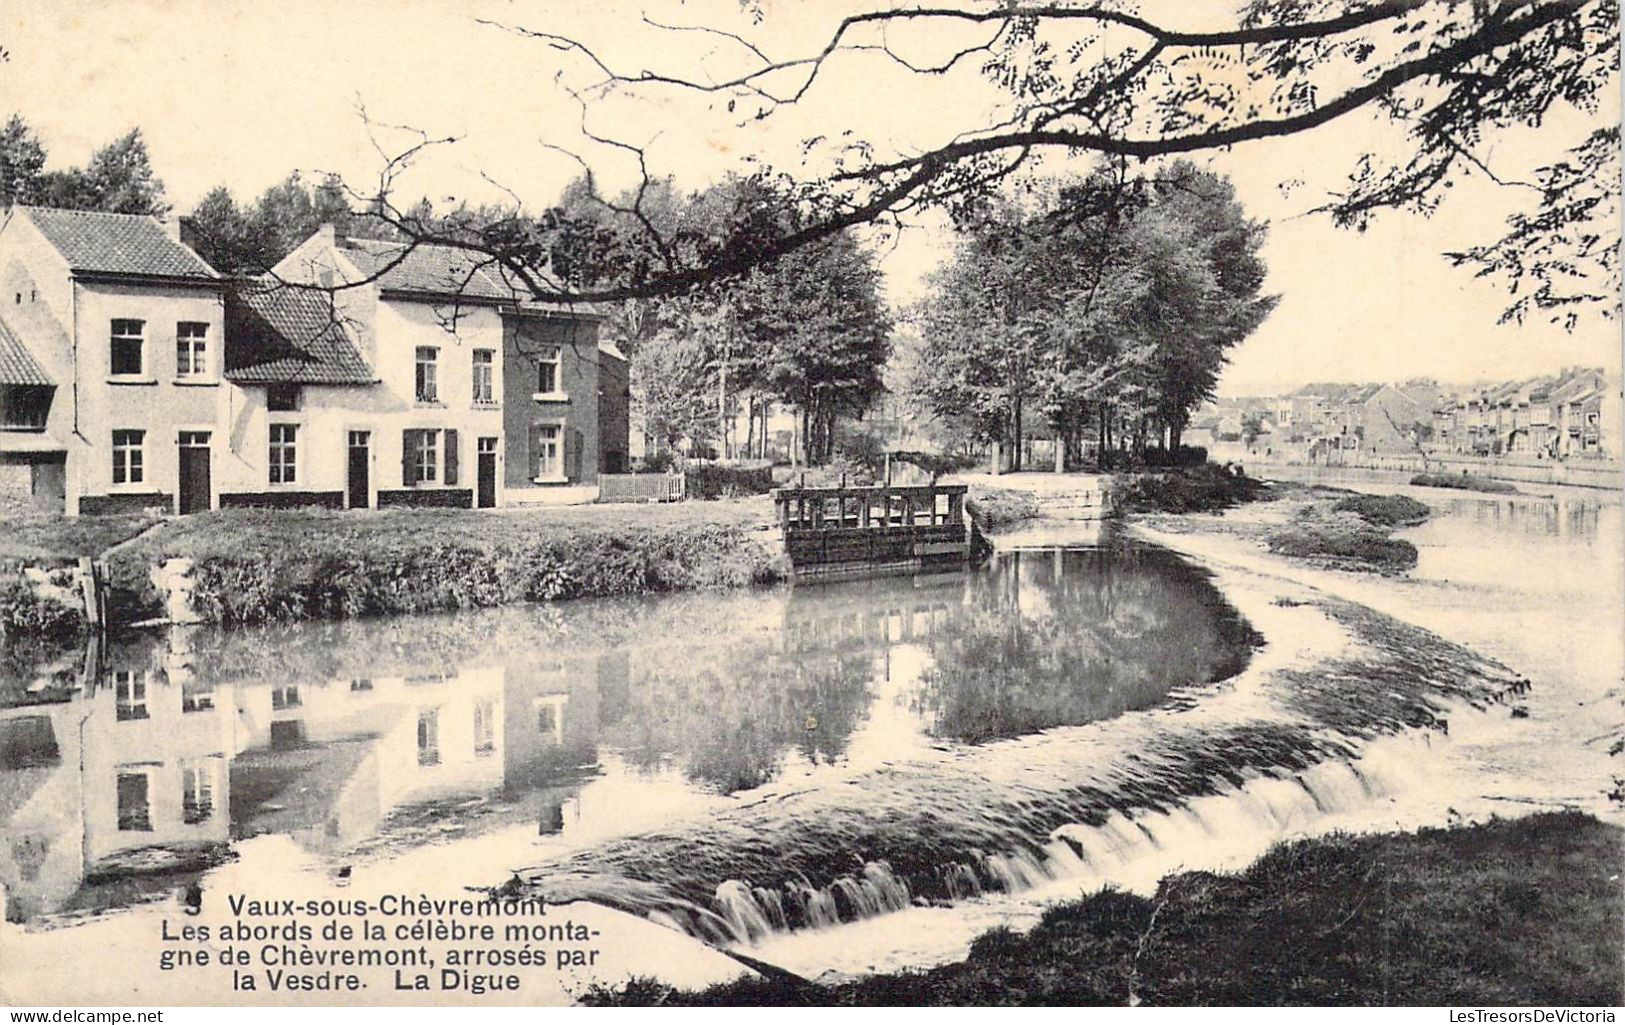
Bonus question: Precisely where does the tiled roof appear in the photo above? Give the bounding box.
[224,279,375,385]
[18,206,218,280]
[0,314,52,386]
[338,238,516,302]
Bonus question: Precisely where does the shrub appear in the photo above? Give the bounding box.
[176,520,786,626]
[0,574,86,640]
[1139,445,1210,468]
[1331,493,1431,527]
[1114,463,1269,513]
[891,450,980,481]
[685,464,776,500]
[1265,517,1419,571]
[1410,472,1518,494]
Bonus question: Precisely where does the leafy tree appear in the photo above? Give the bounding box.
[913,164,1274,468]
[0,114,46,208]
[732,231,892,464]
[32,128,167,215]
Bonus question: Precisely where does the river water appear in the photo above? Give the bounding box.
[0,476,1613,991]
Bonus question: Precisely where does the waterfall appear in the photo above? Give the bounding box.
[678,730,1449,949]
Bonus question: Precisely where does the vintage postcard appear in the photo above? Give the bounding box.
[0,0,1619,1011]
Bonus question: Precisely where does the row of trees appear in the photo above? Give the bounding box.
[0,116,167,215]
[908,162,1276,471]
[555,176,891,465]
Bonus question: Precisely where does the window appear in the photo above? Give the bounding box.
[472,349,495,405]
[417,708,440,767]
[532,424,561,479]
[111,430,144,485]
[114,671,148,721]
[180,761,214,825]
[269,424,298,484]
[116,772,151,832]
[181,682,215,714]
[473,700,495,755]
[266,384,300,412]
[406,429,438,485]
[176,322,209,377]
[536,349,561,395]
[415,346,439,403]
[0,386,50,431]
[110,319,144,376]
[271,685,300,711]
[403,429,458,486]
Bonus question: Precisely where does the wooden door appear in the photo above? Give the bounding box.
[477,437,498,508]
[177,432,210,514]
[347,431,370,509]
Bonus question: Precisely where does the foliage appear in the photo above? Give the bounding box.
[0,574,85,640]
[1410,472,1519,494]
[912,164,1275,470]
[1113,464,1269,514]
[1331,494,1431,528]
[683,464,776,500]
[0,121,168,214]
[186,172,366,273]
[1265,515,1420,572]
[0,114,46,209]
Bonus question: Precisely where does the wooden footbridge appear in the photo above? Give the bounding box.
[771,482,971,579]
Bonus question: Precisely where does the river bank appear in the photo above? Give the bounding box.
[585,810,1622,1005]
[0,499,788,633]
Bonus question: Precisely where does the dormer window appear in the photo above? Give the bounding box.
[110,319,144,377]
[267,384,301,412]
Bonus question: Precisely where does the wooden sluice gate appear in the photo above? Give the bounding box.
[771,482,971,579]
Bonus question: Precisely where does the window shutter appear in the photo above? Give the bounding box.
[444,429,459,486]
[402,430,416,486]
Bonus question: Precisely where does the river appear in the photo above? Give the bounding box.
[0,476,1613,997]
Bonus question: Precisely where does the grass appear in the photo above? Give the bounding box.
[1114,463,1271,514]
[583,811,1623,1007]
[1330,493,1432,528]
[1410,472,1519,494]
[1265,515,1419,572]
[78,499,785,626]
[0,513,160,566]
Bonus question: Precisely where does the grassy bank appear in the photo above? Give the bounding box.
[1114,463,1270,514]
[1411,472,1519,494]
[8,500,788,627]
[586,811,1622,1006]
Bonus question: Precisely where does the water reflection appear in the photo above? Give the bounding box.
[0,542,1256,926]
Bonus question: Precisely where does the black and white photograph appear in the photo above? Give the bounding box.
[0,0,1619,1010]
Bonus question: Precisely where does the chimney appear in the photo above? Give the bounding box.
[176,216,202,252]
[318,221,337,246]
[160,215,181,243]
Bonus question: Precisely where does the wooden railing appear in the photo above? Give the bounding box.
[772,484,967,531]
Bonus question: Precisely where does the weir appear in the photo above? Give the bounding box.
[771,482,971,578]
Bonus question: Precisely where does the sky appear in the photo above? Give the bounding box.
[2,0,1619,396]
